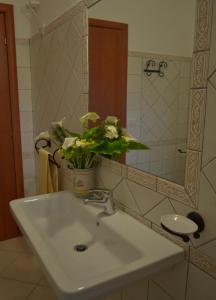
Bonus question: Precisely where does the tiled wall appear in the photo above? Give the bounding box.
[126,52,191,184]
[30,0,216,299]
[16,39,36,196]
[30,2,88,186]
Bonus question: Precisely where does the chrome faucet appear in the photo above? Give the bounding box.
[84,189,116,215]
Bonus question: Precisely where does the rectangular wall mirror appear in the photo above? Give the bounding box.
[88,0,196,186]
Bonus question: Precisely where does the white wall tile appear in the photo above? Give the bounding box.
[20,111,33,132]
[128,56,142,75]
[17,67,31,90]
[21,132,34,155]
[145,198,175,226]
[127,75,141,93]
[113,180,140,214]
[23,158,35,179]
[24,178,36,197]
[16,42,30,67]
[19,90,32,112]
[127,180,164,215]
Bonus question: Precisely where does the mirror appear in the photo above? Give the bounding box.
[88,0,196,185]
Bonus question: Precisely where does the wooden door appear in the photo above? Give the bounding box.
[89,18,128,126]
[0,4,24,240]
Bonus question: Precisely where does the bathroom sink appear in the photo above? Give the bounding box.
[10,191,184,300]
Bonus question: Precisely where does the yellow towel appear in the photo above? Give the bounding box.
[38,148,59,194]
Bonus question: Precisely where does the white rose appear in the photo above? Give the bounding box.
[35,131,50,142]
[122,129,137,142]
[105,116,119,126]
[105,125,118,139]
[51,117,66,128]
[123,135,137,142]
[62,137,77,150]
[80,112,99,127]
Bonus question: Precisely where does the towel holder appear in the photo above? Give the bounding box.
[35,138,61,168]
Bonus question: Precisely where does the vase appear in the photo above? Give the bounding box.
[73,168,95,198]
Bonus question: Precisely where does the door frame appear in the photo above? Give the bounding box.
[0,3,24,198]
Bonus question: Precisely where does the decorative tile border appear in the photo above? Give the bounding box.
[190,247,216,280]
[128,50,192,62]
[187,89,207,151]
[192,50,209,88]
[194,0,212,52]
[127,166,157,191]
[157,178,192,206]
[185,150,202,207]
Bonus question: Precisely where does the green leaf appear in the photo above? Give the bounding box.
[127,141,149,150]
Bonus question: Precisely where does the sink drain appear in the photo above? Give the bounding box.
[74,244,88,252]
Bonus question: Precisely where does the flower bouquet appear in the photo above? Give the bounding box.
[36,112,148,196]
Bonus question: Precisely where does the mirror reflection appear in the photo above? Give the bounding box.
[88,0,196,185]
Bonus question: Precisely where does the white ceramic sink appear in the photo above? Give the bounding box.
[10,191,184,300]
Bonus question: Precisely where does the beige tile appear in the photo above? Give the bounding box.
[196,173,216,246]
[145,198,175,226]
[0,278,34,299]
[148,281,172,300]
[105,290,122,300]
[113,180,140,214]
[152,261,188,300]
[38,274,50,287]
[122,278,148,300]
[2,253,43,283]
[199,239,216,261]
[203,158,216,191]
[127,180,164,215]
[186,264,216,300]
[0,250,19,272]
[0,237,31,253]
[210,72,216,89]
[97,166,122,190]
[28,286,58,300]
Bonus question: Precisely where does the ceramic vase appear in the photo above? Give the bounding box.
[73,168,95,198]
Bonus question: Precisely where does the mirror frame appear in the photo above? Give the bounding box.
[86,0,212,208]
